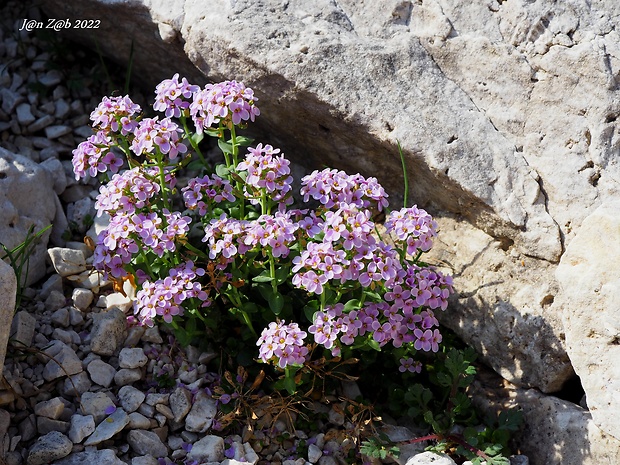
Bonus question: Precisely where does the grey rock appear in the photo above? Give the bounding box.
[47,247,87,277]
[127,411,151,429]
[62,371,92,397]
[51,306,71,326]
[34,397,65,419]
[131,456,159,465]
[42,341,83,381]
[118,385,146,413]
[169,386,192,422]
[0,260,16,374]
[53,449,126,465]
[114,368,142,386]
[66,197,95,234]
[127,429,168,457]
[87,358,117,388]
[45,124,72,139]
[68,414,95,443]
[185,391,217,433]
[27,114,55,133]
[40,157,67,194]
[84,408,129,446]
[55,98,71,118]
[1,88,23,113]
[18,414,37,442]
[10,310,36,348]
[27,431,72,465]
[72,288,94,310]
[39,273,63,300]
[187,435,225,463]
[308,444,323,463]
[36,416,69,435]
[38,69,63,87]
[80,391,115,423]
[90,307,127,356]
[118,347,148,369]
[45,290,67,312]
[0,149,55,286]
[16,102,35,125]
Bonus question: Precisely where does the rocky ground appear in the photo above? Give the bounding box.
[0,2,531,465]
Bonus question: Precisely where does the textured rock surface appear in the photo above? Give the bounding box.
[556,200,620,440]
[0,259,16,372]
[36,0,620,393]
[0,148,58,286]
[471,368,620,465]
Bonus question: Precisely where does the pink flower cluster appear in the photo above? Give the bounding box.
[182,175,236,216]
[134,261,210,327]
[190,80,260,133]
[257,321,309,368]
[308,301,443,356]
[300,168,389,211]
[202,212,299,262]
[72,131,123,180]
[385,206,438,255]
[90,95,141,135]
[236,144,294,209]
[153,73,200,118]
[130,117,188,159]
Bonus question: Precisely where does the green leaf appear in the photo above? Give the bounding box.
[343,299,361,312]
[186,159,205,171]
[218,139,233,154]
[252,274,274,283]
[303,300,319,323]
[215,164,230,177]
[268,292,284,315]
[190,131,204,146]
[235,135,254,147]
[274,266,290,285]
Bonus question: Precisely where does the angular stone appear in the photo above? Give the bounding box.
[16,102,35,125]
[72,288,94,311]
[118,385,146,413]
[86,359,116,388]
[62,371,92,397]
[127,429,168,458]
[89,307,127,356]
[114,368,142,386]
[83,408,129,446]
[36,416,69,435]
[10,309,35,348]
[53,449,126,465]
[47,247,87,277]
[27,114,55,133]
[34,397,65,419]
[1,88,23,114]
[68,414,95,443]
[80,392,115,423]
[45,125,72,139]
[118,347,148,369]
[27,431,72,465]
[187,435,225,463]
[185,391,217,433]
[127,411,151,429]
[169,386,192,423]
[42,341,83,381]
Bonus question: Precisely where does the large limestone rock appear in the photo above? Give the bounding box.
[556,200,620,441]
[0,148,57,286]
[38,0,620,394]
[471,367,620,465]
[0,259,17,372]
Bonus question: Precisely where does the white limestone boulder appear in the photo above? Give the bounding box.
[0,147,59,286]
[556,200,620,440]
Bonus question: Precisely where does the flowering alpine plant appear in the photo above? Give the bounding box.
[72,75,454,392]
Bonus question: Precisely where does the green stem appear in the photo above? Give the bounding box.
[155,152,171,210]
[397,140,409,209]
[181,115,208,168]
[269,251,277,294]
[183,241,210,260]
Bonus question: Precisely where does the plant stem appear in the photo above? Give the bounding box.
[397,140,409,209]
[181,115,207,167]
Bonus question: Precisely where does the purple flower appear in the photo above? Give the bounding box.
[257,321,308,368]
[224,446,235,459]
[130,117,187,159]
[104,404,117,415]
[399,357,422,373]
[190,80,260,133]
[385,206,438,255]
[90,95,141,135]
[154,73,199,118]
